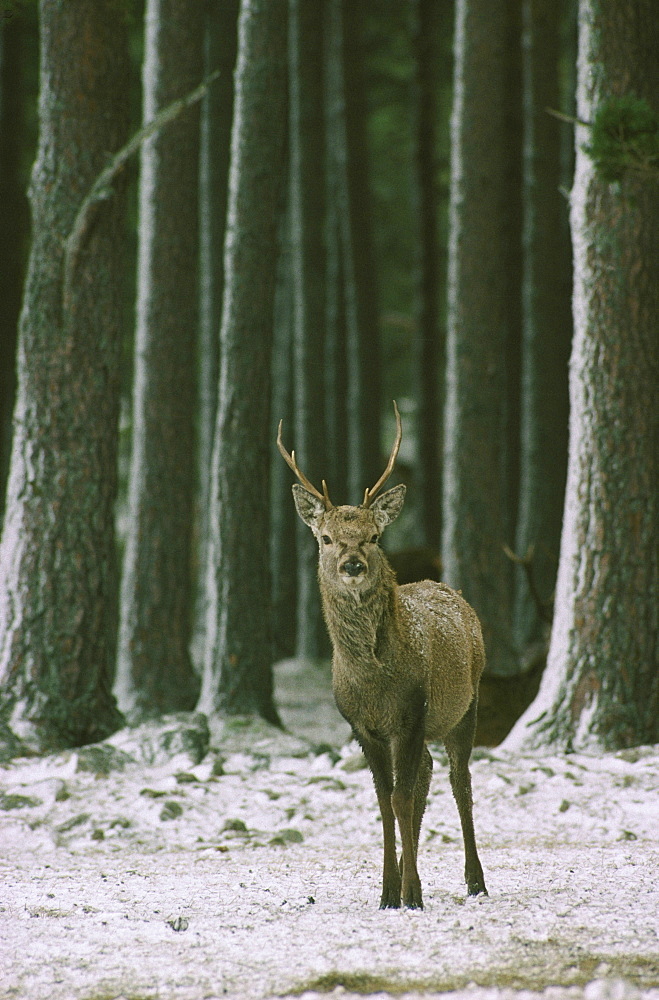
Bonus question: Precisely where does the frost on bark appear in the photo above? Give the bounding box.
[115,0,203,721]
[506,0,659,752]
[198,0,286,725]
[442,0,517,676]
[191,0,239,669]
[513,0,572,657]
[0,0,130,755]
[288,0,328,660]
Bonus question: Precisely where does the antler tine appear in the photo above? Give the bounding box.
[277,420,333,509]
[363,400,403,507]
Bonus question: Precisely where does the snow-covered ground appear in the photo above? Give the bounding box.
[0,658,657,1000]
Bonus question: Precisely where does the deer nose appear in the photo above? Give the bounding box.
[341,558,366,577]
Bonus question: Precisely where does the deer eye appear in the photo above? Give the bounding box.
[370,534,379,544]
[321,535,332,545]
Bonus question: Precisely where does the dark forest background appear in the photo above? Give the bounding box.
[0,0,656,758]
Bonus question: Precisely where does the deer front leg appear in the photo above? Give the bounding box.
[360,736,401,908]
[391,786,423,908]
[391,710,427,909]
[398,747,433,884]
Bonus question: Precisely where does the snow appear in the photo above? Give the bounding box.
[1,657,658,1000]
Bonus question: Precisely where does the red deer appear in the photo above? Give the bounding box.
[277,402,487,908]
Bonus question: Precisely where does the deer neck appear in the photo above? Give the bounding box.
[319,561,398,667]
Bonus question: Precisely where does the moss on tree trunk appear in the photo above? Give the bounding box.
[507,0,659,751]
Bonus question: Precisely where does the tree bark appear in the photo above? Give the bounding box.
[506,0,659,751]
[288,0,328,660]
[191,0,239,669]
[0,0,130,755]
[115,0,203,721]
[271,232,297,662]
[512,0,572,658]
[198,0,287,725]
[0,8,37,526]
[410,0,454,554]
[323,10,349,510]
[442,0,519,675]
[325,0,381,505]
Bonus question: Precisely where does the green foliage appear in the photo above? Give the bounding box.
[584,94,659,183]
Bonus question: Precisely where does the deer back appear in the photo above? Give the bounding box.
[395,580,484,740]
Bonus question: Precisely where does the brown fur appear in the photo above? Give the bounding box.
[292,484,487,909]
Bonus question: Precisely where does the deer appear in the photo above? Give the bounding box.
[277,401,488,909]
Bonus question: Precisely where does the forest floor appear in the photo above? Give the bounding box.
[0,657,658,1000]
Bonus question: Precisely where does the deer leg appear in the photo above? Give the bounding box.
[444,697,487,896]
[413,746,433,858]
[360,736,401,909]
[391,706,426,909]
[399,745,432,874]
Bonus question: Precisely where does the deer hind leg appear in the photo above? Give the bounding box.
[360,735,401,909]
[399,745,432,874]
[444,697,487,896]
[414,746,433,857]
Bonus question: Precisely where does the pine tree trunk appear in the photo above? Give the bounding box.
[115,0,203,721]
[191,0,239,670]
[410,0,446,553]
[512,0,572,661]
[288,0,328,660]
[323,233,349,508]
[323,11,349,509]
[506,0,659,751]
[0,10,37,525]
[326,0,381,505]
[442,0,518,676]
[271,235,297,662]
[503,0,524,549]
[198,0,286,725]
[0,0,130,755]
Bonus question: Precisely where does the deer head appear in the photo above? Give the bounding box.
[277,402,406,594]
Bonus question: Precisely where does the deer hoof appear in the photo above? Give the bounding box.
[467,879,488,896]
[379,885,401,909]
[379,893,401,909]
[403,887,424,909]
[402,873,423,909]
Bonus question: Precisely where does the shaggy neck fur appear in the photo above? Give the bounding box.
[319,557,398,667]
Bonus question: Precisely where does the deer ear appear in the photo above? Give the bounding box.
[371,483,406,529]
[292,484,326,529]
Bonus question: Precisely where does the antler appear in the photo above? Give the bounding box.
[363,400,403,507]
[277,421,333,510]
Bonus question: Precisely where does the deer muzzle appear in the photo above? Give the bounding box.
[340,558,367,578]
